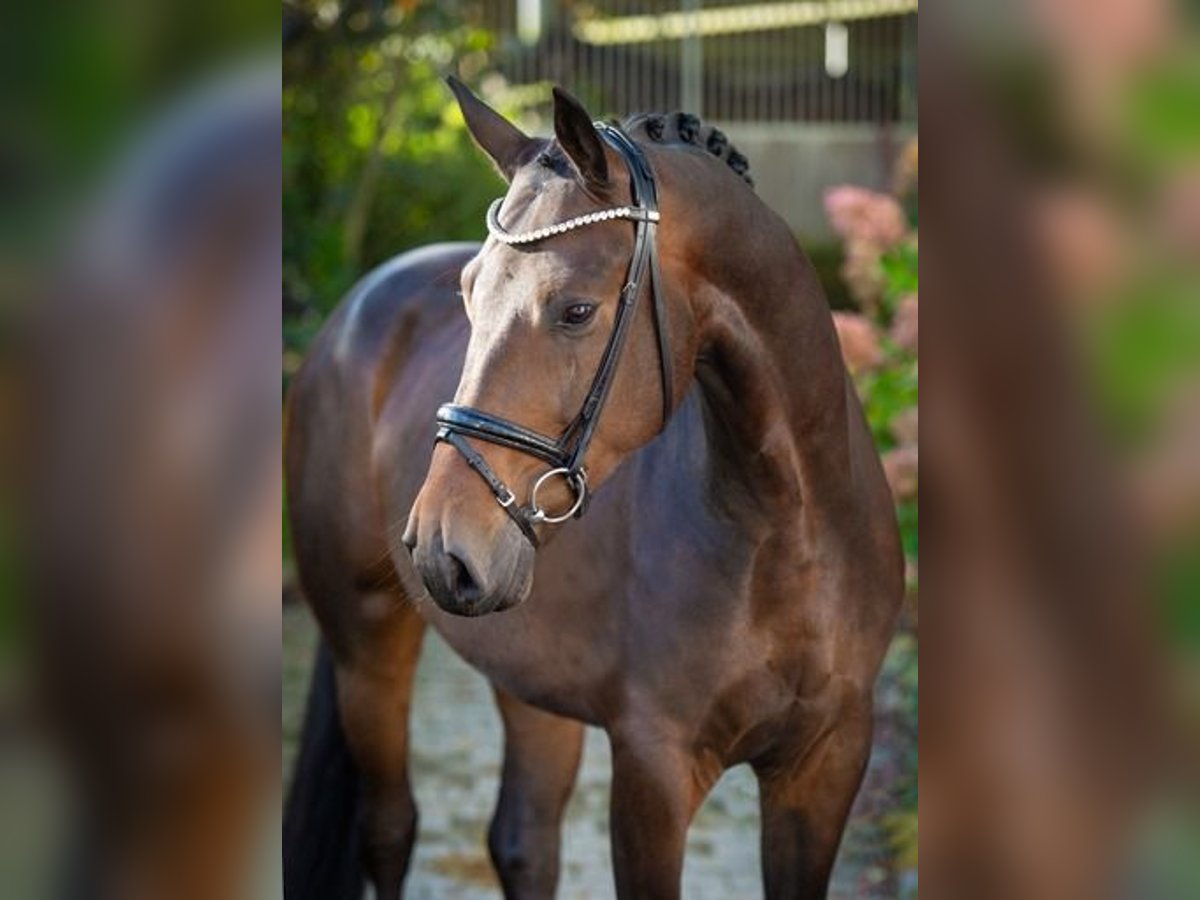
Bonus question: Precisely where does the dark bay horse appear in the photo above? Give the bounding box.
[284,80,902,899]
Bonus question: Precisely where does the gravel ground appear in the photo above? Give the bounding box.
[283,603,916,899]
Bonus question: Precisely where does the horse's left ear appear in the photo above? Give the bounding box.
[552,87,608,188]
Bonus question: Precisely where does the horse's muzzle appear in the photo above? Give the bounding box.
[402,515,534,617]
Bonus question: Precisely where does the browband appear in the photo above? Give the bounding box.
[486,199,660,245]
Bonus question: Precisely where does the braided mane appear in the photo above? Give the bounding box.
[622,112,754,188]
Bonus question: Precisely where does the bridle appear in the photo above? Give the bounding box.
[435,122,673,547]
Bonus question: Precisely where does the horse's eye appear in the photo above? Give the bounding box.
[560,303,596,328]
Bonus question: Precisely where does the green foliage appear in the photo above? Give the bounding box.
[1159,529,1200,652]
[1126,53,1200,165]
[1085,268,1200,657]
[1087,270,1200,444]
[880,241,919,312]
[859,360,919,452]
[885,810,919,870]
[854,222,919,566]
[283,3,509,372]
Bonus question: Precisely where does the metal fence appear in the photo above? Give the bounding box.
[472,0,917,124]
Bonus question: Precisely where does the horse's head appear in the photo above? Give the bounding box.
[404,80,702,616]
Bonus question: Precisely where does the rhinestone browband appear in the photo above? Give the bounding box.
[486,198,660,246]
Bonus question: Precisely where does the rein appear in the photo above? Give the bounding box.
[435,123,673,546]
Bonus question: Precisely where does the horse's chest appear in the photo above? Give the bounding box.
[430,412,811,730]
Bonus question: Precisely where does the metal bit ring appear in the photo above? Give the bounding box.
[528,467,588,524]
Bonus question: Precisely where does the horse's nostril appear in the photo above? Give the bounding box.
[446,552,483,604]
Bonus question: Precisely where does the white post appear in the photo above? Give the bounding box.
[680,0,704,115]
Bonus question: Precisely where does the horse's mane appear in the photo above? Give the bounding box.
[620,112,754,188]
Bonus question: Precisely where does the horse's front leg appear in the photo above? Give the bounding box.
[488,687,585,899]
[607,726,712,900]
[754,696,874,900]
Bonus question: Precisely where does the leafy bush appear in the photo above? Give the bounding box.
[823,143,919,890]
[824,155,919,588]
[283,3,509,377]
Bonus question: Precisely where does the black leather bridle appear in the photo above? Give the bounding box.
[435,122,673,546]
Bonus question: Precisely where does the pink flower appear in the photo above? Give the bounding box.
[841,241,888,311]
[882,444,919,500]
[891,406,919,446]
[823,185,909,250]
[890,294,918,353]
[832,312,883,374]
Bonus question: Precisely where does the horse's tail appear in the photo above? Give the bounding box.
[283,640,364,900]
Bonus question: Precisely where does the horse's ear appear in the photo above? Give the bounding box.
[552,87,609,188]
[447,75,534,182]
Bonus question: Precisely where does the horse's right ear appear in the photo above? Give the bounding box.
[447,76,534,182]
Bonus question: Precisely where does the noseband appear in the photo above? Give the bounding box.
[435,123,673,547]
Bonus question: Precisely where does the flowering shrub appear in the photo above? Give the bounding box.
[824,143,919,894]
[825,184,911,316]
[824,161,919,569]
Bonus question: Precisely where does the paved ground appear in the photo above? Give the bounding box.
[283,603,916,899]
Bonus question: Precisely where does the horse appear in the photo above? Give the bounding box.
[283,78,902,900]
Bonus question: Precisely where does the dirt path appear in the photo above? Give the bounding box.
[283,604,916,898]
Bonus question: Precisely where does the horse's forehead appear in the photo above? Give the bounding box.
[469,173,630,302]
[473,228,626,302]
[473,245,603,299]
[495,177,589,239]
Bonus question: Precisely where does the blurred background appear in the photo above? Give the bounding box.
[919,1,1200,897]
[283,1,918,897]
[1,3,281,899]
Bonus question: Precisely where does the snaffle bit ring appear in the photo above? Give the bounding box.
[528,467,588,524]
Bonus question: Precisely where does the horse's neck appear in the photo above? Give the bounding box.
[689,224,851,532]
